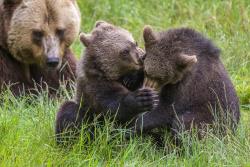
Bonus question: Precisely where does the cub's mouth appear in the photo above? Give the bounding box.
[143,77,161,91]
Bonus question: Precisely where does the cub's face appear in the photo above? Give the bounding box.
[80,21,144,80]
[143,26,197,90]
[7,0,80,69]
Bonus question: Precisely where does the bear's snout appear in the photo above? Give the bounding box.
[46,57,60,68]
[45,38,61,69]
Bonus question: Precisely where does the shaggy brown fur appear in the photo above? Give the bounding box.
[55,21,158,143]
[132,26,240,141]
[0,0,80,95]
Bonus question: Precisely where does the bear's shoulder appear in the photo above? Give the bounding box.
[0,48,30,94]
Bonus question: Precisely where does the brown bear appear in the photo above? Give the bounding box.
[132,26,240,142]
[0,0,81,95]
[55,21,158,143]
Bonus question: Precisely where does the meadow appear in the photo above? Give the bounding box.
[0,0,250,166]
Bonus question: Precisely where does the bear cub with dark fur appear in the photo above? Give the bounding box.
[55,21,158,143]
[133,26,240,140]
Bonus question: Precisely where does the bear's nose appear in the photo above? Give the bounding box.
[46,57,59,68]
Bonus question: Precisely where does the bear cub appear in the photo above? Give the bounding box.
[132,26,240,140]
[55,21,158,143]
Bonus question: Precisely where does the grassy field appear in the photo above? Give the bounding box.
[1,0,250,166]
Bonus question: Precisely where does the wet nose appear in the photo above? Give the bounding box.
[46,57,59,68]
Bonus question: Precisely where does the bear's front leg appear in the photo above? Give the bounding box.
[133,108,170,133]
[109,87,159,123]
[55,101,85,144]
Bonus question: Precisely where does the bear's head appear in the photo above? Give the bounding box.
[79,21,144,81]
[143,26,198,90]
[4,0,80,69]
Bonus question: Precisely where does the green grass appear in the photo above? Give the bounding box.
[1,0,250,166]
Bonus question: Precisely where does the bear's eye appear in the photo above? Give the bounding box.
[32,30,44,45]
[120,49,130,57]
[177,64,187,71]
[56,29,65,40]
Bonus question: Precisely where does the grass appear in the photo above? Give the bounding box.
[0,0,250,166]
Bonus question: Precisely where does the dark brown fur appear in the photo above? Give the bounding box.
[0,0,78,95]
[55,22,158,143]
[133,27,240,141]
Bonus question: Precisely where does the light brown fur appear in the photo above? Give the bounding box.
[0,0,80,95]
[7,0,80,66]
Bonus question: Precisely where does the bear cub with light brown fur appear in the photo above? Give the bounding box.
[0,0,81,95]
[132,26,240,141]
[55,21,158,143]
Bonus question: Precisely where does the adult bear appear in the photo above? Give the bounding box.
[133,26,240,141]
[0,0,81,96]
[55,21,158,143]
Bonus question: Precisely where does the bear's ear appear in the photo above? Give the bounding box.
[143,25,157,45]
[79,33,92,47]
[177,54,197,69]
[95,20,107,28]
